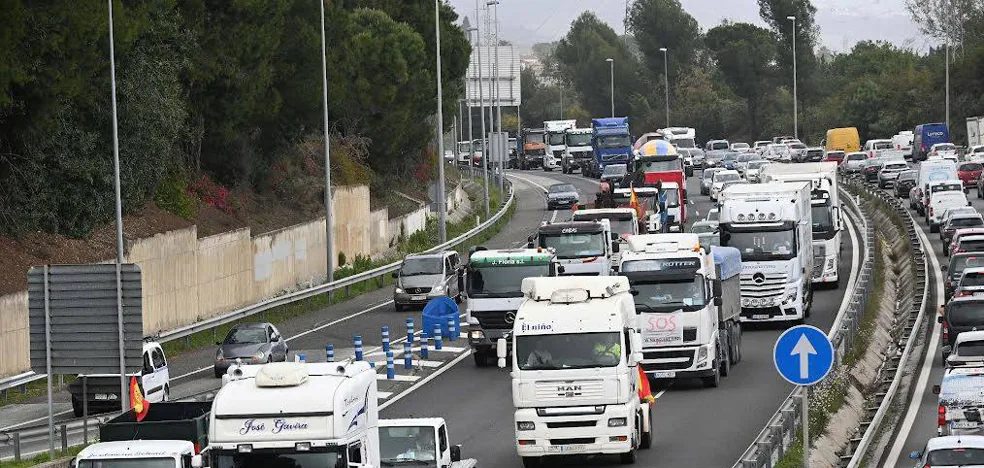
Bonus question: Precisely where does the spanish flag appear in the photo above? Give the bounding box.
[629,185,644,220]
[130,376,150,422]
[637,365,655,404]
[571,202,579,212]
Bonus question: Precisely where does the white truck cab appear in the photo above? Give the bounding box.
[544,120,577,171]
[563,127,594,174]
[498,276,651,467]
[532,220,619,276]
[69,341,170,417]
[75,440,201,468]
[209,361,380,467]
[572,208,640,269]
[379,418,476,468]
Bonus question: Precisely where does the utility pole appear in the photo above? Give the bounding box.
[489,0,504,201]
[660,47,669,127]
[434,0,447,244]
[788,16,799,140]
[319,0,335,285]
[474,0,490,216]
[946,42,951,130]
[606,58,615,117]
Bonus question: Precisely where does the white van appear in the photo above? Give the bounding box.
[930,191,972,232]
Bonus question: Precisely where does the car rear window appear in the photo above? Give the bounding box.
[953,218,984,228]
[961,163,984,171]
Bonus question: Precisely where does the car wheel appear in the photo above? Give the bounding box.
[162,385,169,402]
[395,303,405,312]
[473,350,490,367]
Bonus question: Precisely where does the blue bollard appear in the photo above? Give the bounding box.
[382,326,390,354]
[406,318,415,345]
[386,351,395,379]
[421,334,430,359]
[326,344,334,362]
[404,341,412,369]
[298,352,307,363]
[434,325,443,351]
[448,318,457,342]
[354,335,363,361]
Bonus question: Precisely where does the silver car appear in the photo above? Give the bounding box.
[214,322,288,378]
[841,152,867,173]
[545,183,580,210]
[701,168,724,195]
[393,251,462,310]
[691,220,720,250]
[877,160,909,188]
[745,160,772,183]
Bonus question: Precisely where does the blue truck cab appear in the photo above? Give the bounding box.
[589,117,633,178]
[914,123,951,161]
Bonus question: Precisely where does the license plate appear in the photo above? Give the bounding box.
[651,371,676,379]
[548,445,585,453]
[411,295,426,301]
[953,421,979,429]
[95,393,109,400]
[752,314,771,320]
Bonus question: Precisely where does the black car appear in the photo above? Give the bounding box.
[939,297,984,364]
[863,159,886,182]
[894,170,917,198]
[944,253,984,301]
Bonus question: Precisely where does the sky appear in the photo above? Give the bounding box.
[449,0,932,54]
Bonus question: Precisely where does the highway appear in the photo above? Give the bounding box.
[382,167,863,467]
[884,179,984,466]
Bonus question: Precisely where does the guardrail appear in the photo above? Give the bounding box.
[0,372,45,395]
[733,184,877,468]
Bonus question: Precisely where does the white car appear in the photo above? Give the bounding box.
[753,140,771,155]
[764,144,791,162]
[930,143,960,162]
[967,145,984,162]
[744,160,772,183]
[909,435,984,466]
[929,190,971,232]
[710,170,742,201]
[731,142,750,152]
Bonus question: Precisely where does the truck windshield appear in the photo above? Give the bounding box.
[630,276,707,311]
[78,459,176,468]
[467,264,550,297]
[457,142,471,153]
[598,135,631,149]
[525,132,544,144]
[517,332,622,370]
[636,159,682,172]
[548,132,566,145]
[213,450,342,468]
[573,214,635,236]
[811,205,834,235]
[566,133,592,147]
[927,448,984,465]
[538,232,606,259]
[380,425,438,466]
[723,229,797,261]
[671,138,696,148]
[948,302,984,327]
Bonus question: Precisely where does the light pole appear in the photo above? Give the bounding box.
[946,42,951,130]
[465,23,478,181]
[474,0,489,216]
[787,15,798,140]
[488,0,503,201]
[434,0,447,244]
[606,58,615,117]
[660,47,669,126]
[319,0,335,285]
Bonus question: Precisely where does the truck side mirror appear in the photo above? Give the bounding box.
[557,265,566,275]
[938,315,945,324]
[496,338,508,368]
[630,332,643,365]
[713,279,723,297]
[611,232,619,241]
[391,272,399,279]
[450,445,462,462]
[457,274,465,293]
[714,297,723,307]
[933,384,941,395]
[941,264,948,272]
[611,243,620,253]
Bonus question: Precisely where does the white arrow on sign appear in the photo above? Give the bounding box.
[791,334,817,380]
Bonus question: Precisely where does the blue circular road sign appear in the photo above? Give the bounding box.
[773,325,834,386]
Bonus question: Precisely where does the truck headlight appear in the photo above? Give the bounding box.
[697,346,708,361]
[608,418,627,427]
[784,287,798,303]
[470,330,485,340]
[517,421,535,431]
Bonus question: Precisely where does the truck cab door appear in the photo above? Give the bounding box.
[145,346,169,402]
[438,425,451,468]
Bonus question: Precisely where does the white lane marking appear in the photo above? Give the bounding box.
[654,389,667,399]
[378,391,393,399]
[828,209,863,339]
[170,300,397,381]
[885,214,942,466]
[550,208,559,223]
[377,374,420,382]
[379,350,474,411]
[507,173,550,194]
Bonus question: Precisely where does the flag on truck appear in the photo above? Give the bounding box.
[629,185,645,220]
[637,365,655,403]
[130,376,149,421]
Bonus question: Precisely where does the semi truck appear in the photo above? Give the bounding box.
[72,401,210,468]
[619,235,743,388]
[588,117,633,178]
[629,147,687,230]
[464,247,560,366]
[563,127,594,174]
[208,360,380,467]
[497,276,653,467]
[543,120,576,171]
[532,220,618,276]
[658,127,697,149]
[968,117,984,148]
[521,128,546,170]
[760,162,843,287]
[719,182,814,323]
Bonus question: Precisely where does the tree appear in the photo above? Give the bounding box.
[758,0,819,101]
[628,0,702,81]
[705,22,780,138]
[906,0,984,44]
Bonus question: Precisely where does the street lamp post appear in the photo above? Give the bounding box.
[946,42,951,130]
[434,0,447,244]
[319,0,335,287]
[606,58,615,117]
[488,0,503,202]
[787,16,798,140]
[474,0,489,216]
[660,47,669,127]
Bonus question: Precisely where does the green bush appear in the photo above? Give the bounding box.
[154,175,197,220]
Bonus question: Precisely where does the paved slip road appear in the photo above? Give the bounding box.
[384,167,862,468]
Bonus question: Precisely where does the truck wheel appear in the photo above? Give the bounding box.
[522,457,542,468]
[473,350,489,367]
[72,396,83,417]
[702,364,721,388]
[729,325,740,365]
[719,340,731,377]
[619,448,637,464]
[735,323,743,363]
[395,303,405,312]
[640,406,653,449]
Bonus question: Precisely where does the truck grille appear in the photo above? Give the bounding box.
[404,287,431,294]
[551,438,596,445]
[740,306,783,319]
[546,421,597,429]
[534,380,606,401]
[602,153,629,163]
[812,263,823,279]
[641,349,695,371]
[470,310,513,330]
[740,272,787,298]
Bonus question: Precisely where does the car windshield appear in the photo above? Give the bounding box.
[517,332,622,370]
[926,447,984,466]
[78,459,176,468]
[704,169,723,182]
[603,164,627,176]
[224,327,267,345]
[936,143,957,151]
[723,229,797,261]
[883,163,908,170]
[737,154,755,162]
[574,213,635,236]
[733,143,749,149]
[213,451,342,468]
[958,341,984,357]
[960,239,984,252]
[566,133,592,147]
[847,153,866,160]
[898,172,917,181]
[599,135,632,148]
[548,184,576,194]
[961,163,983,171]
[538,231,606,259]
[380,425,438,465]
[629,276,707,311]
[748,161,770,169]
[467,264,550,297]
[952,256,984,277]
[788,143,806,149]
[637,159,683,172]
[401,257,443,276]
[950,302,984,326]
[714,173,740,183]
[872,141,892,149]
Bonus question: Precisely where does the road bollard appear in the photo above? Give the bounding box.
[421,333,430,359]
[326,344,334,362]
[382,326,390,354]
[406,318,415,345]
[448,318,458,342]
[386,351,395,379]
[354,335,363,361]
[434,325,443,351]
[13,432,20,461]
[297,353,307,363]
[404,341,413,369]
[61,424,67,451]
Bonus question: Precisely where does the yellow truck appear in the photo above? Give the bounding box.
[825,127,861,153]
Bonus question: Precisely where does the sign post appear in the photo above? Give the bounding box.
[773,325,834,468]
